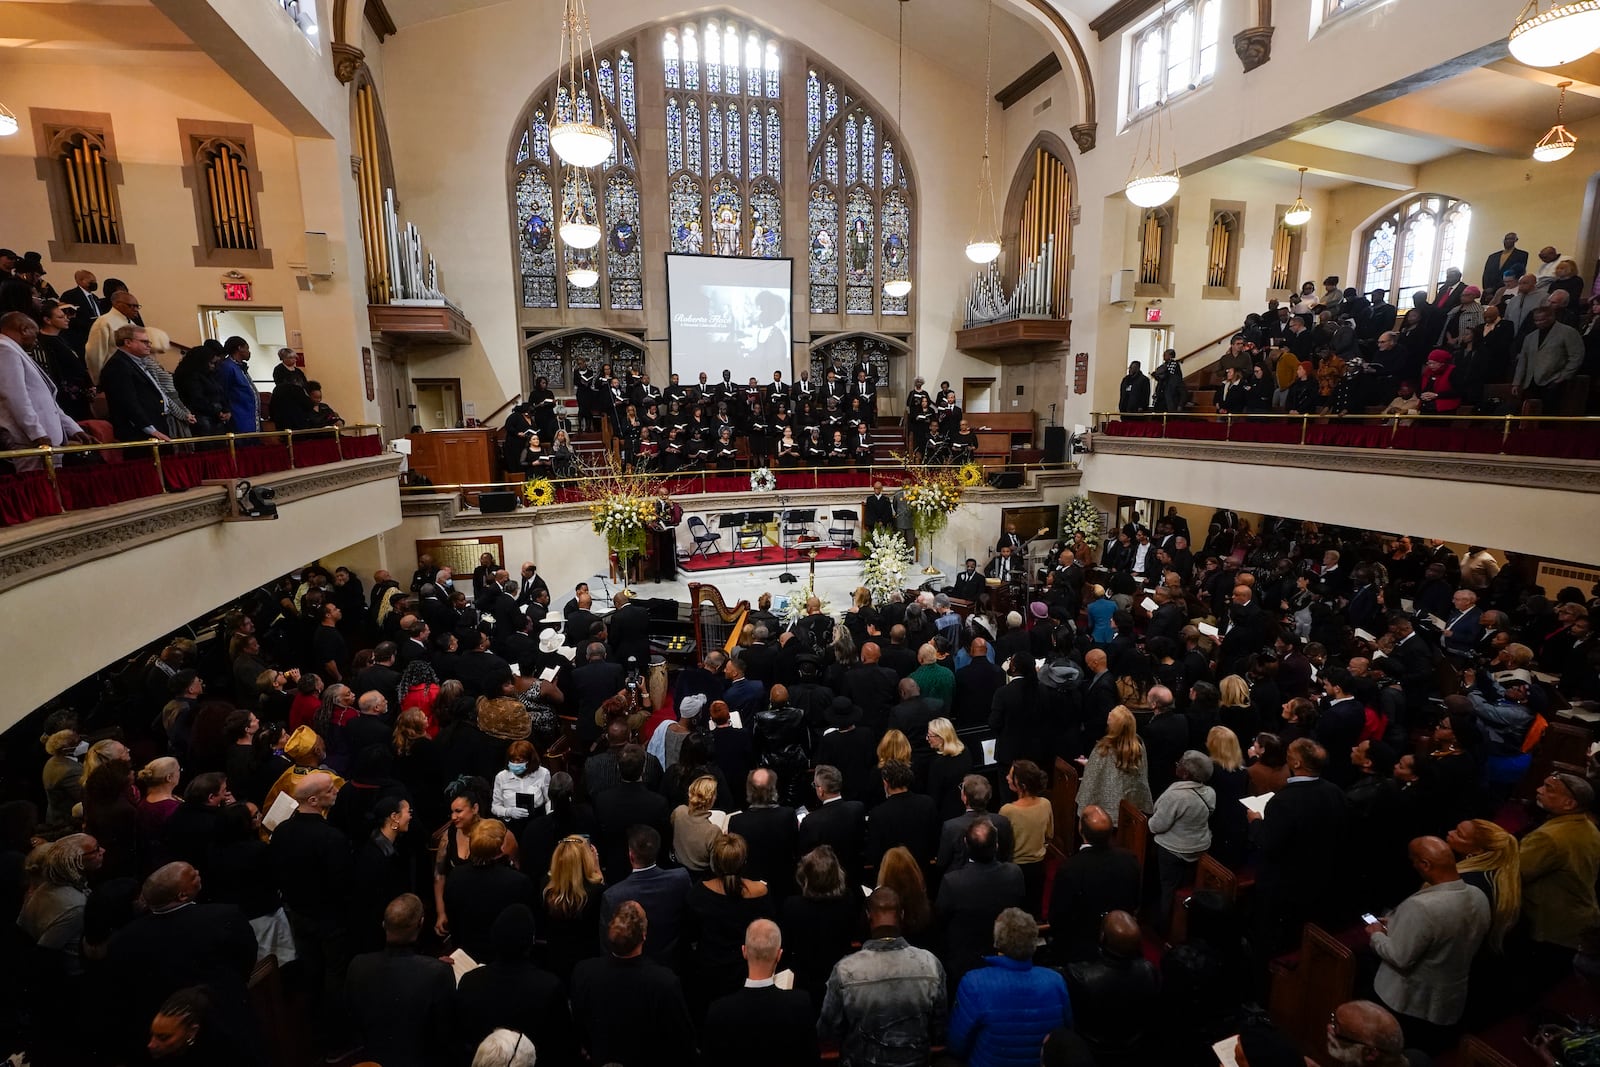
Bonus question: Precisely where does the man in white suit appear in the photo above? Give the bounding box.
[0,311,93,470]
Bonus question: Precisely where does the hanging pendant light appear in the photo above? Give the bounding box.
[964,2,1002,265]
[550,0,615,167]
[1534,81,1579,162]
[882,0,913,299]
[0,103,17,137]
[559,169,602,249]
[1284,167,1313,226]
[1124,100,1180,208]
[566,245,599,288]
[1509,0,1600,67]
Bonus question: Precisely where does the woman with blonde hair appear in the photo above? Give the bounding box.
[1450,819,1521,951]
[671,774,722,873]
[876,845,933,946]
[135,757,182,822]
[538,835,605,980]
[924,718,973,820]
[877,729,912,770]
[1206,726,1250,865]
[1218,674,1255,751]
[1077,706,1153,826]
[41,730,83,828]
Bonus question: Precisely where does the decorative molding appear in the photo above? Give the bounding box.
[996,54,1062,110]
[1233,26,1275,73]
[364,0,397,40]
[1092,437,1600,494]
[1069,123,1098,154]
[1088,0,1162,39]
[332,42,366,84]
[0,455,402,596]
[350,154,364,179]
[1017,0,1097,133]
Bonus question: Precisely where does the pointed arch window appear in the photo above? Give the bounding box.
[1358,193,1471,306]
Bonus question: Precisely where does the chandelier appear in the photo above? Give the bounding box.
[559,169,602,249]
[964,2,1002,265]
[566,248,599,288]
[1534,81,1579,162]
[1124,101,1179,208]
[0,103,16,137]
[1284,167,1312,225]
[549,0,614,167]
[1509,0,1600,67]
[882,0,913,299]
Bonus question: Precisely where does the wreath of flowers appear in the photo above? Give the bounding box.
[521,477,555,507]
[957,462,985,488]
[861,525,916,606]
[750,467,777,493]
[1060,494,1105,546]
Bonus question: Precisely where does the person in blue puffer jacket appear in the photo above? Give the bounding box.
[947,907,1074,1067]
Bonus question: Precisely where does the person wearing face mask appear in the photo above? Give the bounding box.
[58,269,102,355]
[492,740,552,825]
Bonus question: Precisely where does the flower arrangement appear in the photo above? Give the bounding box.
[896,452,966,544]
[957,462,985,488]
[861,525,915,606]
[750,467,777,493]
[521,477,555,507]
[570,451,667,582]
[780,575,834,629]
[1060,494,1105,546]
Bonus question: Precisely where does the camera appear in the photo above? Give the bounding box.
[235,480,279,520]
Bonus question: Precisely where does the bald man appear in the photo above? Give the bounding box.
[703,919,820,1067]
[1051,806,1141,962]
[1327,1000,1409,1067]
[1366,837,1489,1046]
[1066,910,1159,1054]
[1080,649,1118,756]
[345,894,455,1067]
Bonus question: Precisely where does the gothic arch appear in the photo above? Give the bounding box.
[1003,0,1098,150]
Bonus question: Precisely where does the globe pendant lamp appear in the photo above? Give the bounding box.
[1283,167,1313,226]
[560,178,602,249]
[882,0,914,299]
[1125,101,1179,208]
[550,0,614,168]
[1534,82,1579,162]
[965,2,1002,265]
[1509,0,1600,67]
[567,264,600,288]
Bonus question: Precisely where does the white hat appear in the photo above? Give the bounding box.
[538,627,565,654]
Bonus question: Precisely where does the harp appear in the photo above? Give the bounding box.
[688,581,750,658]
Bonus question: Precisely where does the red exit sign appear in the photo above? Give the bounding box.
[1144,307,1162,322]
[222,281,252,302]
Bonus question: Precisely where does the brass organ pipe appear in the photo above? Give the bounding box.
[212,151,233,248]
[238,156,257,250]
[206,158,226,248]
[357,87,381,303]
[71,145,94,242]
[78,144,105,243]
[91,142,117,243]
[1056,159,1068,315]
[224,148,244,248]
[233,150,254,249]
[62,151,87,243]
[362,87,392,303]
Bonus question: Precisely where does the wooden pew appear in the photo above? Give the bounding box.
[1168,853,1238,945]
[1268,924,1357,1064]
[1050,758,1080,856]
[1116,799,1149,873]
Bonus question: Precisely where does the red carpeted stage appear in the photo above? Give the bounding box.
[678,543,861,573]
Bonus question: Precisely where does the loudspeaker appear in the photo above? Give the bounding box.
[987,471,1023,489]
[1043,426,1068,464]
[479,491,519,513]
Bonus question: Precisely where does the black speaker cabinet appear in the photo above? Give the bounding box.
[479,491,519,514]
[1043,425,1068,464]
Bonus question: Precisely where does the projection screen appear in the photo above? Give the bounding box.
[665,254,793,383]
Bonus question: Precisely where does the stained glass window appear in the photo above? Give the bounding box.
[671,174,703,253]
[807,70,822,151]
[844,187,875,314]
[708,103,723,175]
[765,42,780,98]
[619,52,637,135]
[664,31,680,89]
[825,133,839,184]
[515,168,557,308]
[666,98,683,173]
[686,100,702,175]
[711,178,742,255]
[809,185,839,314]
[844,115,859,186]
[516,131,530,165]
[1128,0,1220,116]
[606,170,642,310]
[882,189,910,316]
[766,108,781,179]
[862,116,876,187]
[599,60,615,105]
[565,248,600,308]
[683,25,699,90]
[750,184,781,258]
[724,25,740,95]
[749,106,763,178]
[1359,194,1470,305]
[705,21,722,94]
[726,106,741,176]
[533,108,550,165]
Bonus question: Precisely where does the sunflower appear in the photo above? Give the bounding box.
[958,462,984,488]
[522,477,556,507]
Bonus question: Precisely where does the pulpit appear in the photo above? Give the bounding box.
[406,428,502,488]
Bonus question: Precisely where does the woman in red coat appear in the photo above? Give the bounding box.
[1420,349,1460,413]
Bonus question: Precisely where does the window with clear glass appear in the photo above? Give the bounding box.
[1127,0,1219,118]
[1358,194,1471,307]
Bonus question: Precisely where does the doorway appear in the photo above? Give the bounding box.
[962,377,995,414]
[1126,324,1173,375]
[201,307,290,392]
[413,378,462,430]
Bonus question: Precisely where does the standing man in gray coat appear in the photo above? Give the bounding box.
[1366,836,1490,1053]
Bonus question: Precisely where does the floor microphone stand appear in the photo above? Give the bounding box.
[777,494,798,584]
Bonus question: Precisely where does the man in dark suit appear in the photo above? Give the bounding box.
[937,818,1025,986]
[1440,590,1484,659]
[1248,738,1351,952]
[1481,232,1528,293]
[703,918,821,1067]
[475,572,522,638]
[863,480,896,537]
[1139,686,1190,798]
[948,558,986,603]
[1145,588,1189,645]
[1385,614,1438,719]
[57,269,101,354]
[572,901,697,1067]
[600,825,692,962]
[1078,650,1119,758]
[454,904,574,1065]
[1218,585,1268,677]
[351,642,402,706]
[1314,668,1367,788]
[798,764,866,874]
[841,644,899,731]
[105,861,258,1057]
[570,642,625,748]
[1050,806,1141,962]
[593,748,672,884]
[1432,267,1467,318]
[453,630,513,699]
[728,769,799,896]
[708,702,756,788]
[865,760,940,873]
[935,775,1014,870]
[888,678,941,778]
[345,893,456,1067]
[952,638,1005,730]
[608,591,652,667]
[99,327,172,441]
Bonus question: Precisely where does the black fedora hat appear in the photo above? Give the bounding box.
[824,696,862,728]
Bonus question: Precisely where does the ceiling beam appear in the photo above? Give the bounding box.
[1485,55,1600,99]
[997,54,1061,109]
[1089,0,1161,40]
[0,3,197,51]
[1346,97,1532,157]
[1249,142,1419,191]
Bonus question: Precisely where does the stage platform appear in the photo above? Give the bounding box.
[678,543,860,574]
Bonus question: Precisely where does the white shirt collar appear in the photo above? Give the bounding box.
[744,976,777,988]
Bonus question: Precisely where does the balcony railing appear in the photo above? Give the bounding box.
[1092,411,1600,460]
[0,425,387,527]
